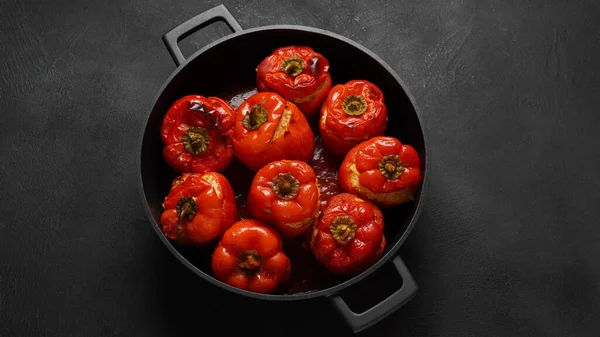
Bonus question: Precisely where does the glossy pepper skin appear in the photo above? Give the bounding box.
[339,136,422,207]
[248,160,320,238]
[160,172,237,246]
[161,95,235,173]
[256,46,332,119]
[310,193,386,276]
[319,80,387,157]
[232,92,315,172]
[212,219,292,294]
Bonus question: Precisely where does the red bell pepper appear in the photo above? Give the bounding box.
[232,92,315,172]
[212,219,291,294]
[256,46,332,119]
[310,193,386,276]
[160,172,237,246]
[339,136,422,207]
[247,160,320,238]
[161,95,235,173]
[319,80,387,157]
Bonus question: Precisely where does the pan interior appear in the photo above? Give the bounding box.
[140,28,426,297]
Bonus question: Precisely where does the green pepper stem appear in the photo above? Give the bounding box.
[237,250,263,274]
[176,197,198,223]
[182,127,209,154]
[329,216,357,245]
[271,173,300,200]
[280,57,305,77]
[342,95,368,116]
[243,104,268,130]
[378,154,405,179]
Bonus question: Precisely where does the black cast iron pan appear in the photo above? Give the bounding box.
[138,5,429,333]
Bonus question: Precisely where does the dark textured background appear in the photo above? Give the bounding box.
[2,0,600,336]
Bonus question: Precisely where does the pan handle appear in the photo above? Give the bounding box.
[162,5,243,66]
[329,255,418,333]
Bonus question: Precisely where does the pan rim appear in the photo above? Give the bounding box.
[137,24,430,301]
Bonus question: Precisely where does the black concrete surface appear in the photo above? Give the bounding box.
[1,0,599,336]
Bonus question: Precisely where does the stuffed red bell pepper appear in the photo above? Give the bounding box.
[256,46,332,119]
[161,95,235,173]
[248,160,320,238]
[160,172,237,246]
[232,92,315,172]
[339,136,422,207]
[310,193,386,276]
[319,80,387,157]
[212,219,292,294]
